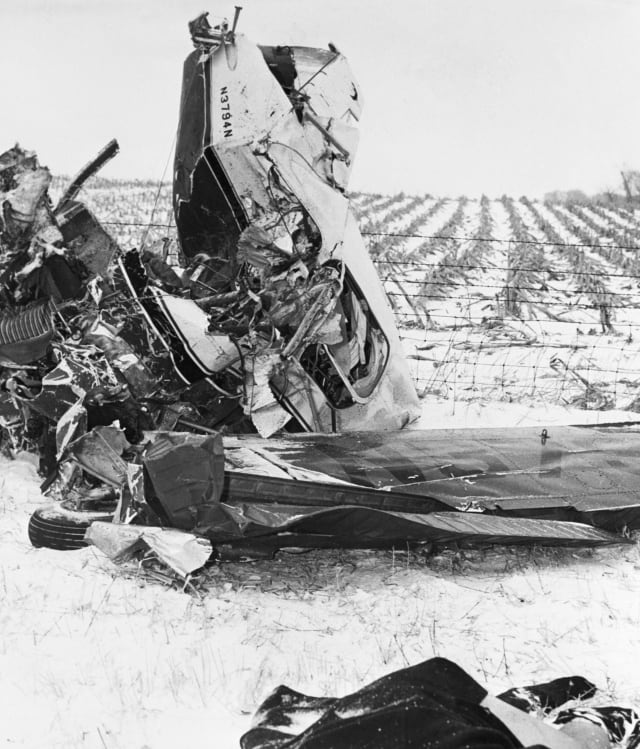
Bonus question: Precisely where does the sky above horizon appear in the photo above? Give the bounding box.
[1,0,639,197]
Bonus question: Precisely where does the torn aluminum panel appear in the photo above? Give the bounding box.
[82,318,157,398]
[241,351,291,438]
[66,425,130,487]
[56,200,119,277]
[205,468,625,553]
[142,431,228,532]
[224,425,640,532]
[85,522,212,578]
[20,357,95,422]
[151,291,239,375]
[214,505,621,553]
[55,398,87,460]
[172,16,420,435]
[1,155,51,236]
[0,146,88,306]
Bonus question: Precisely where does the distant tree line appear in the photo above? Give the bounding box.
[544,170,640,206]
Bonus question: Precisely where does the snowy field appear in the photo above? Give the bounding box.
[3,416,640,748]
[4,185,640,747]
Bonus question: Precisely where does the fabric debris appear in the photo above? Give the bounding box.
[241,658,635,749]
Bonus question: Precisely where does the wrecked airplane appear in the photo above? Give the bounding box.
[171,11,420,435]
[2,10,639,581]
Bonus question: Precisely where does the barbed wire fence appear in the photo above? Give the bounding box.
[95,211,640,415]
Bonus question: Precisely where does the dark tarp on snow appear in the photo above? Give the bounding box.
[240,657,636,749]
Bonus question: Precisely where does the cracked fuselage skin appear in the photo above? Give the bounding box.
[173,33,420,434]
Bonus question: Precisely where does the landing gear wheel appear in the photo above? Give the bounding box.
[28,502,114,551]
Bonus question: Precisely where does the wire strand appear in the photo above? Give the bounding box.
[391,310,640,328]
[100,219,640,252]
[384,291,639,311]
[361,230,640,251]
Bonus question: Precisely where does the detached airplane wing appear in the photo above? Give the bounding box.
[209,424,640,554]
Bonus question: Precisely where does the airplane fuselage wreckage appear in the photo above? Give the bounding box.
[1,9,638,579]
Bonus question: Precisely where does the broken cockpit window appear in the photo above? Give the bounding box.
[300,268,390,409]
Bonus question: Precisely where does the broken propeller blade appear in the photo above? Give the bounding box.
[55,139,120,212]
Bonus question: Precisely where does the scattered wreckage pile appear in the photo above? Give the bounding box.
[0,13,425,582]
[0,143,222,574]
[0,140,389,579]
[3,14,640,585]
[2,143,637,584]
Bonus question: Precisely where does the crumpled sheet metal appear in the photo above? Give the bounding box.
[1,156,52,234]
[85,521,212,578]
[83,318,156,398]
[151,290,239,375]
[218,503,620,548]
[242,352,291,438]
[0,22,420,449]
[142,431,226,531]
[173,26,420,435]
[67,424,130,486]
[112,462,145,524]
[0,146,79,308]
[55,200,117,278]
[55,399,87,460]
[188,463,624,550]
[25,357,94,422]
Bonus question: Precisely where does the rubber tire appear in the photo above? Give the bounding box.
[28,503,114,551]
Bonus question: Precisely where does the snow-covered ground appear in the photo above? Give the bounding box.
[3,404,640,748]
[5,187,640,747]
